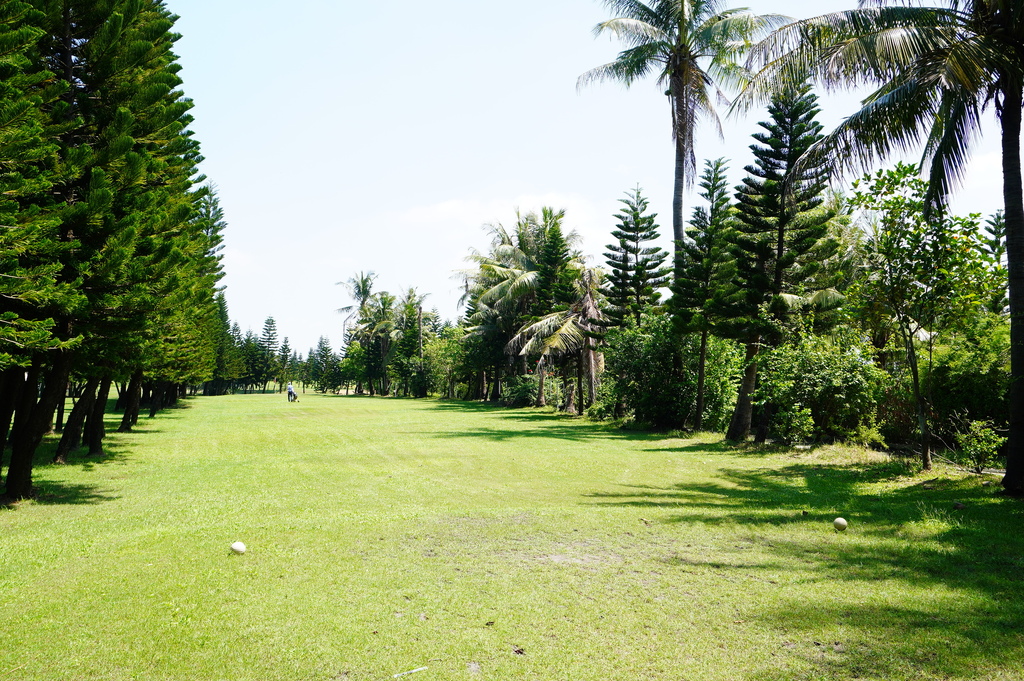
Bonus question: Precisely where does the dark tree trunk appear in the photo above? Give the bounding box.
[727,340,760,442]
[905,330,932,470]
[0,366,24,454]
[86,376,112,456]
[0,366,26,485]
[6,352,72,500]
[535,356,547,408]
[118,370,143,432]
[55,380,68,432]
[754,404,774,444]
[1002,79,1024,495]
[149,381,166,418]
[694,329,709,431]
[53,376,99,464]
[489,363,501,402]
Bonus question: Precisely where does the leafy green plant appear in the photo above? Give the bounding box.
[600,316,740,430]
[755,331,888,444]
[501,374,538,408]
[954,419,1006,473]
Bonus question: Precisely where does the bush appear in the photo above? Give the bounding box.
[953,419,1006,473]
[923,314,1009,441]
[501,374,538,408]
[600,316,741,430]
[756,331,888,444]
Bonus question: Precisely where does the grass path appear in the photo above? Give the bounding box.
[1,394,1022,680]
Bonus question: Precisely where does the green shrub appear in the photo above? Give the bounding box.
[599,316,741,430]
[953,419,1006,473]
[502,374,538,408]
[756,331,888,444]
[923,314,1009,441]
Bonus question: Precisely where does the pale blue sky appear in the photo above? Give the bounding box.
[164,0,1004,354]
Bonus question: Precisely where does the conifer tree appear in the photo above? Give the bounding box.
[276,337,292,389]
[5,0,205,498]
[533,208,576,315]
[255,317,279,391]
[603,187,670,327]
[721,85,837,442]
[671,159,735,430]
[0,0,71,371]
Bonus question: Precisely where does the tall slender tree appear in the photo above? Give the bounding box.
[671,158,735,430]
[721,84,836,441]
[604,187,671,327]
[579,0,784,249]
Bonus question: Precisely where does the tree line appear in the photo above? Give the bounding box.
[3,0,1021,500]
[325,83,1010,489]
[0,1,226,499]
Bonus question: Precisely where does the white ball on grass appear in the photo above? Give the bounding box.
[230,541,247,554]
[833,517,848,531]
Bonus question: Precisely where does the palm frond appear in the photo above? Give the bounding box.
[594,17,670,45]
[736,6,957,113]
[921,87,983,207]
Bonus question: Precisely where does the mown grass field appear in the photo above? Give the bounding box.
[1,393,1022,680]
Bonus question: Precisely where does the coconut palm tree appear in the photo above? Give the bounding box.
[579,0,785,248]
[739,0,1024,494]
[336,271,377,342]
[509,268,607,413]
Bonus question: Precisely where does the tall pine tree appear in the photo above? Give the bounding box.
[671,159,734,430]
[5,0,205,498]
[603,187,670,327]
[721,84,836,442]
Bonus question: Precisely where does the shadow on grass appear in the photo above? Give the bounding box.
[0,398,174,506]
[24,479,121,506]
[587,461,1024,679]
[423,400,678,444]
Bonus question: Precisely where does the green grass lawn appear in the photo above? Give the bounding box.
[1,393,1022,680]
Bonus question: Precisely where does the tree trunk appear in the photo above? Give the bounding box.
[586,344,597,408]
[564,374,577,416]
[576,351,585,413]
[118,370,143,432]
[1002,79,1024,495]
[55,380,68,432]
[904,330,932,469]
[694,328,708,431]
[149,381,165,418]
[754,404,774,444]
[0,366,24,454]
[489,363,501,402]
[727,340,760,441]
[86,377,112,456]
[5,352,72,500]
[671,86,687,253]
[54,376,99,464]
[0,366,25,484]
[535,356,546,408]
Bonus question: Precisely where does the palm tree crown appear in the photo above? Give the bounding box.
[580,0,785,246]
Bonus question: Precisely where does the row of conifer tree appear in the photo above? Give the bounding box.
[0,1,226,499]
